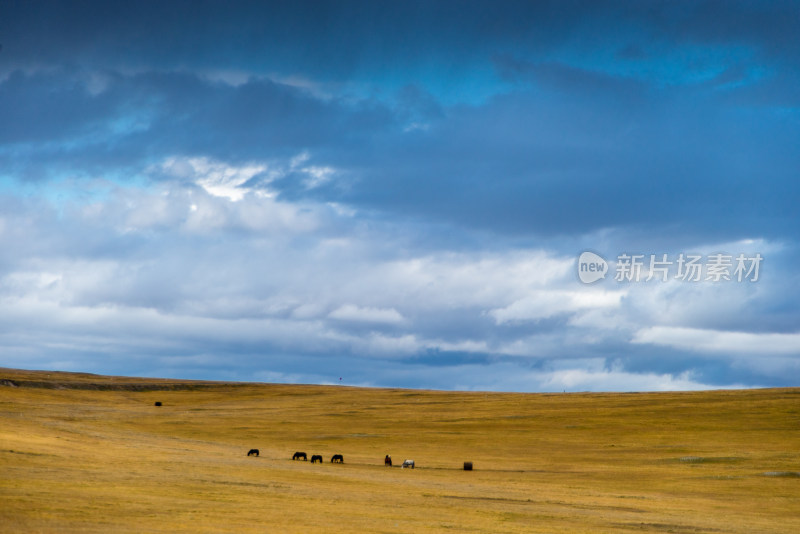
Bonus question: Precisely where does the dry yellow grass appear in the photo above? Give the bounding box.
[1,368,798,533]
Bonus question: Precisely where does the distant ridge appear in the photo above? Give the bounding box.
[0,367,251,392]
[2,367,796,395]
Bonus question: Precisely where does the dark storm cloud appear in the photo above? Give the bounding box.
[0,68,397,182]
[3,1,798,243]
[2,1,570,73]
[0,70,117,145]
[2,61,796,243]
[313,72,798,241]
[5,1,798,82]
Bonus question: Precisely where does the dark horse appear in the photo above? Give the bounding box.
[310,454,323,463]
[292,451,307,461]
[247,449,259,457]
[385,454,392,466]
[331,454,344,463]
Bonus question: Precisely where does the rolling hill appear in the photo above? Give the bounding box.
[1,367,798,533]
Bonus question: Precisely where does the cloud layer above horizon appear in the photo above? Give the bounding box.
[1,1,798,391]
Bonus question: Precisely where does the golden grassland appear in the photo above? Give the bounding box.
[1,368,798,533]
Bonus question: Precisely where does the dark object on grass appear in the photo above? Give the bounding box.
[331,454,344,463]
[311,454,323,463]
[464,461,473,471]
[293,451,307,460]
[247,449,259,456]
[154,401,162,406]
[385,454,392,466]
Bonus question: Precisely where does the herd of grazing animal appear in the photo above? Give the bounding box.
[154,401,431,470]
[246,450,419,469]
[290,451,344,463]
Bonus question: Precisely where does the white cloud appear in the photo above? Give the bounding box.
[361,333,419,356]
[301,166,335,189]
[488,289,625,324]
[632,326,800,355]
[534,368,728,392]
[160,156,267,201]
[0,153,794,391]
[328,304,405,324]
[439,362,739,392]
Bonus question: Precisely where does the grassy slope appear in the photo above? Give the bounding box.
[1,368,798,533]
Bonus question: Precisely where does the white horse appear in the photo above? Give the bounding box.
[402,459,415,469]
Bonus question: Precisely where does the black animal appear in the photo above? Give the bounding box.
[331,454,344,463]
[247,449,259,457]
[385,455,392,467]
[310,454,323,463]
[293,451,307,461]
[154,401,162,406]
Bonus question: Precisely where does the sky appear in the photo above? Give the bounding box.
[0,0,798,391]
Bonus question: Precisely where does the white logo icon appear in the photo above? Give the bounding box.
[578,251,608,284]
